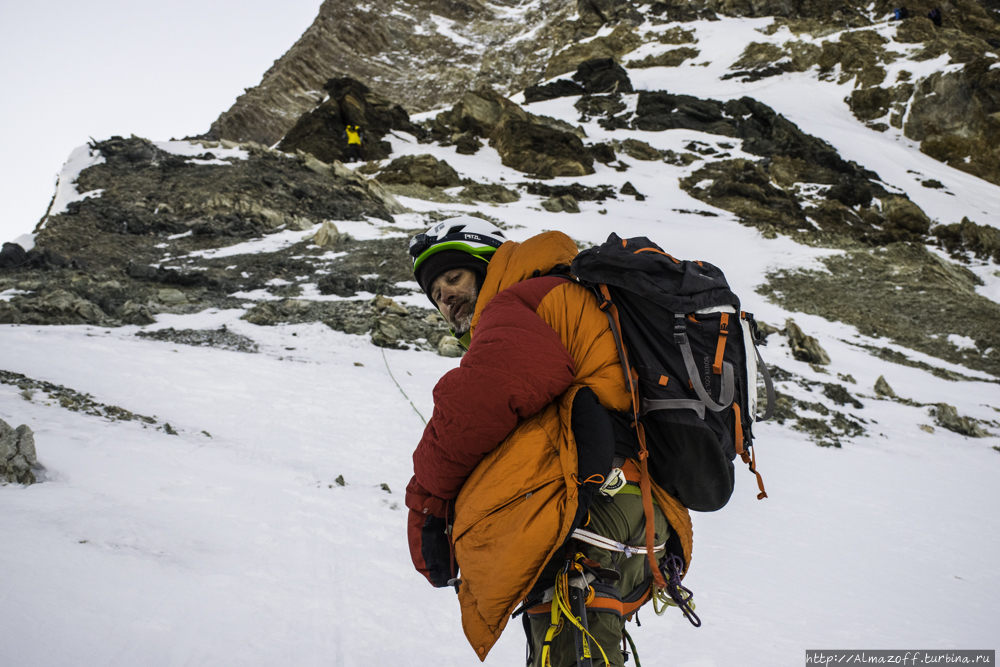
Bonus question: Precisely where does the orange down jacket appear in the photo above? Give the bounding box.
[404,231,694,660]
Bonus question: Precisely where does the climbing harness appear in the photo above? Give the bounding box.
[569,528,665,559]
[538,556,611,667]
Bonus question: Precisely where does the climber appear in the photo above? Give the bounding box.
[344,124,365,163]
[403,216,691,666]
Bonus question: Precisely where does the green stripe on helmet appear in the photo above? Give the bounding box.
[412,241,496,272]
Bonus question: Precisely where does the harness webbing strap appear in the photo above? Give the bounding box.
[571,528,666,558]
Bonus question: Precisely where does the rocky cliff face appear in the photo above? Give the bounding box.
[206,0,1000,189]
[205,0,592,146]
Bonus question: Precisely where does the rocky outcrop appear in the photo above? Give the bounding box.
[373,155,462,188]
[0,134,423,338]
[430,86,594,178]
[1,419,36,485]
[492,120,595,177]
[935,217,1000,262]
[571,58,634,95]
[628,47,700,68]
[785,319,832,365]
[904,61,1000,186]
[135,327,259,353]
[760,243,1000,377]
[874,375,896,397]
[544,26,643,79]
[277,78,427,164]
[241,296,453,353]
[541,194,581,213]
[932,403,990,437]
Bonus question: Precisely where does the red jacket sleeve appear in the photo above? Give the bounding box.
[411,280,577,501]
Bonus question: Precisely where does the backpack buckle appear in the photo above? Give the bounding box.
[673,314,688,345]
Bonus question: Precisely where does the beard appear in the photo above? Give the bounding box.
[448,284,479,336]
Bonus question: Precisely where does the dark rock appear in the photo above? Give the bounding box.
[136,327,259,353]
[681,159,808,231]
[588,142,617,164]
[935,217,1000,262]
[897,17,937,43]
[127,264,221,289]
[849,86,893,122]
[932,403,989,437]
[434,87,523,139]
[491,120,595,178]
[541,195,581,213]
[0,243,28,270]
[904,63,1000,187]
[524,79,586,104]
[575,94,627,120]
[458,183,520,203]
[454,134,483,155]
[881,196,932,235]
[619,139,662,161]
[374,154,462,188]
[571,58,634,95]
[633,92,732,134]
[628,47,700,69]
[277,78,427,164]
[785,319,831,365]
[620,182,646,200]
[240,298,450,352]
[544,26,642,79]
[523,182,616,201]
[1,419,37,486]
[823,383,864,409]
[0,289,107,326]
[94,135,170,166]
[317,272,409,298]
[874,375,896,397]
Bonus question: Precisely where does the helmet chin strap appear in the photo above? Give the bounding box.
[455,330,472,350]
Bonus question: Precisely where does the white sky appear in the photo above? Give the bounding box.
[0,0,324,244]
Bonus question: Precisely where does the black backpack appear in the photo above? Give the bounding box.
[571,233,774,513]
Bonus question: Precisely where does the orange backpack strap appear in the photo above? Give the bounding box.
[595,283,668,589]
[733,403,768,500]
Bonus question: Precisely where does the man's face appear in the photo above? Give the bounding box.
[429,268,479,335]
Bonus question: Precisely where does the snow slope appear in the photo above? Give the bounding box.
[3,14,999,667]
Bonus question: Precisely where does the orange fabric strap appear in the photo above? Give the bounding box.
[637,422,667,589]
[633,247,680,264]
[526,587,652,618]
[733,403,745,456]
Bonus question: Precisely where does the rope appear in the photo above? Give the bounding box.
[541,566,611,667]
[380,345,426,425]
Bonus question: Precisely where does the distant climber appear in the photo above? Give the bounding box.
[893,6,911,20]
[927,7,943,26]
[344,124,365,163]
